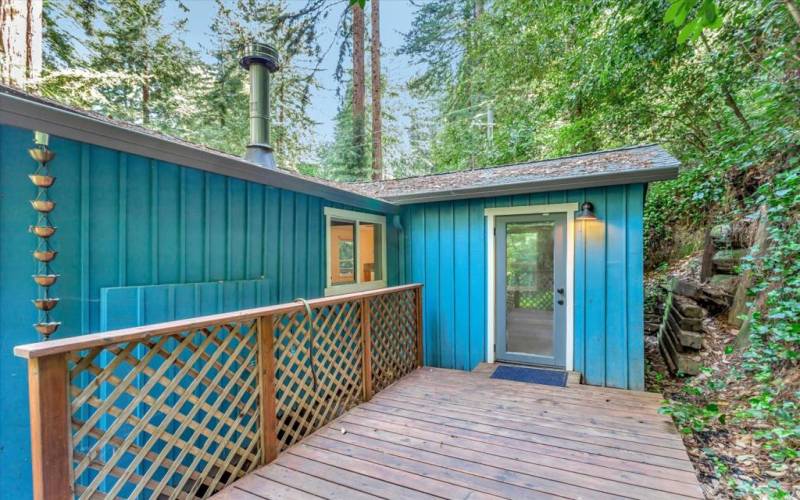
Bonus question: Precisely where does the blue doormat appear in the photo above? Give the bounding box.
[490,365,567,387]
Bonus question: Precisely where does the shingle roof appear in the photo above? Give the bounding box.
[1,85,679,208]
[344,144,679,204]
[0,84,395,213]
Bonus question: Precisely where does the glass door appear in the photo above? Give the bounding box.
[495,214,567,367]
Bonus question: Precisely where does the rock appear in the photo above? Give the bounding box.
[674,351,703,375]
[700,284,733,311]
[712,249,747,274]
[710,223,733,246]
[672,277,730,313]
[671,303,704,331]
[729,205,769,327]
[672,278,702,299]
[673,295,706,319]
[660,332,703,375]
[668,311,704,350]
[700,229,716,282]
[710,274,740,295]
[734,313,752,350]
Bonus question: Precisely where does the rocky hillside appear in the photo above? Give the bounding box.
[644,193,798,498]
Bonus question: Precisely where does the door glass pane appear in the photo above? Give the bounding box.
[330,219,356,285]
[505,222,554,356]
[359,222,382,282]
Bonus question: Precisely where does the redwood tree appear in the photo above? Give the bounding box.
[351,1,366,175]
[370,0,382,180]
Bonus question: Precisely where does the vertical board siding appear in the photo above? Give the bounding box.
[401,185,647,390]
[453,200,470,371]
[467,199,487,369]
[626,184,646,390]
[584,187,607,386]
[605,185,627,388]
[0,124,400,498]
[568,189,587,376]
[439,203,455,369]
[423,204,439,366]
[100,279,271,330]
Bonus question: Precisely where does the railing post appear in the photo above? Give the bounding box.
[27,353,72,500]
[257,315,279,464]
[415,286,424,367]
[361,297,373,401]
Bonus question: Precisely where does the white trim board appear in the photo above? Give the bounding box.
[485,202,578,371]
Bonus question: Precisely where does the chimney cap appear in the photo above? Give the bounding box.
[240,42,279,72]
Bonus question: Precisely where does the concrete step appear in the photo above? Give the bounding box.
[712,249,747,274]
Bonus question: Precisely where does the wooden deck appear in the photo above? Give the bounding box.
[215,367,703,500]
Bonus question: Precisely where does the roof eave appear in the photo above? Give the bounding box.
[379,163,680,205]
[0,90,398,214]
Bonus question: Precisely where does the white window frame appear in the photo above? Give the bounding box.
[324,207,388,296]
[485,202,578,371]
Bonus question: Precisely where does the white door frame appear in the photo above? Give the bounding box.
[485,202,577,370]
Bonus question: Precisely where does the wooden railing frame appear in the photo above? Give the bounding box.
[27,354,73,499]
[257,314,279,465]
[14,283,423,499]
[361,297,374,401]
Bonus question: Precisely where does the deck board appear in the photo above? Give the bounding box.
[215,367,703,499]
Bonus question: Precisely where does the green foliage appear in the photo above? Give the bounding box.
[735,164,800,469]
[659,400,725,433]
[647,2,800,494]
[661,161,800,497]
[664,0,723,43]
[401,0,752,175]
[318,88,373,181]
[39,0,322,170]
[39,0,198,128]
[180,0,321,169]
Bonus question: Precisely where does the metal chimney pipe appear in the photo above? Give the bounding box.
[239,42,279,168]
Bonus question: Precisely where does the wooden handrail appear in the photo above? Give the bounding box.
[14,283,422,359]
[16,283,424,499]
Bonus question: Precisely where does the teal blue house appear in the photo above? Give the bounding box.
[0,85,678,497]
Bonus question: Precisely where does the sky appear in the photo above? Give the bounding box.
[163,0,421,143]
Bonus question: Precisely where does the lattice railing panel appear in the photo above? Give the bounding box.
[369,288,419,393]
[272,300,364,452]
[68,320,261,499]
[15,284,422,499]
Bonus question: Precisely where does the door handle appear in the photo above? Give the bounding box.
[557,299,564,305]
[557,288,565,295]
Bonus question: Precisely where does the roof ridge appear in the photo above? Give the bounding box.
[353,144,662,185]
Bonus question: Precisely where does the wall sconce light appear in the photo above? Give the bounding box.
[575,202,598,221]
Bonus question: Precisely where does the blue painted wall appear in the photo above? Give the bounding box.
[401,186,646,390]
[0,120,647,497]
[0,124,401,498]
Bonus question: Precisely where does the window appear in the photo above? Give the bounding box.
[325,207,387,295]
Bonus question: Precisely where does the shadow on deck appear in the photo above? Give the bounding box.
[216,367,703,499]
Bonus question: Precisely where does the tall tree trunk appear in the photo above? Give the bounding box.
[142,67,150,124]
[352,2,366,178]
[467,0,484,170]
[0,0,41,87]
[370,0,382,181]
[474,0,484,17]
